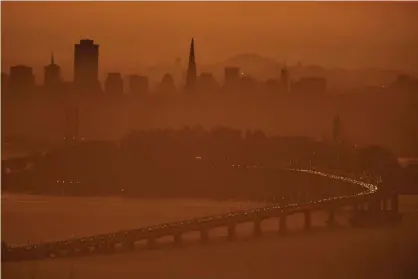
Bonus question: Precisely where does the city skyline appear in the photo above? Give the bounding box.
[2,2,418,279]
[2,1,418,83]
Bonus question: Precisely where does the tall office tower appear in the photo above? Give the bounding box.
[9,65,35,94]
[1,72,9,94]
[104,72,123,94]
[280,66,289,93]
[160,73,176,93]
[198,72,217,91]
[73,39,100,93]
[64,108,79,142]
[44,53,61,90]
[333,115,341,143]
[224,67,240,86]
[129,75,149,95]
[185,38,197,92]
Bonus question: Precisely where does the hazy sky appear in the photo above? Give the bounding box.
[2,1,418,82]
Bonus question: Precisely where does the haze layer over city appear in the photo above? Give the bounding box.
[1,2,418,279]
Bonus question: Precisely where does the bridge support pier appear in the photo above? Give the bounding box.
[123,241,135,251]
[96,242,114,254]
[253,220,262,237]
[357,202,366,213]
[350,191,402,227]
[80,245,92,255]
[174,234,182,246]
[279,215,287,234]
[69,247,85,257]
[391,194,399,214]
[227,224,236,241]
[304,211,311,230]
[327,208,336,227]
[382,198,388,211]
[200,230,209,244]
[147,238,156,250]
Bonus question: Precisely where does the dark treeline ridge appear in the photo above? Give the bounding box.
[2,126,416,200]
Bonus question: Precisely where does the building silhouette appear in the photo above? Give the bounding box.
[241,75,257,92]
[185,38,197,93]
[74,39,100,93]
[9,65,35,94]
[1,72,9,94]
[64,107,79,143]
[265,78,279,92]
[160,73,176,93]
[44,53,61,91]
[280,66,289,93]
[224,67,240,88]
[198,72,217,92]
[333,115,341,143]
[104,72,123,94]
[129,75,149,95]
[292,76,326,94]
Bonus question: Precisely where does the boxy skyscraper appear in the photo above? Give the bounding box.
[74,39,100,93]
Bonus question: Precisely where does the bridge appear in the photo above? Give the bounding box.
[1,168,402,262]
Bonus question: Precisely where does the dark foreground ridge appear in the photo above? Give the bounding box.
[1,168,402,262]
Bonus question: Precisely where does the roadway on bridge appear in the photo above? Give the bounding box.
[3,195,418,279]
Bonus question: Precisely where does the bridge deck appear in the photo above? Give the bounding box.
[2,169,380,262]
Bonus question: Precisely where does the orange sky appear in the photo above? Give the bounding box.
[2,1,418,82]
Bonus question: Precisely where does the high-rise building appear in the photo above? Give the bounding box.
[280,66,289,93]
[265,78,279,92]
[333,115,341,143]
[44,53,61,90]
[198,72,217,91]
[64,108,79,143]
[160,73,176,93]
[74,39,100,92]
[224,67,240,86]
[129,75,149,95]
[9,65,35,94]
[1,72,9,94]
[292,77,326,94]
[104,72,123,94]
[185,38,197,92]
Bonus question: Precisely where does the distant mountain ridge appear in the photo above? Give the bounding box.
[141,52,406,90]
[200,53,405,89]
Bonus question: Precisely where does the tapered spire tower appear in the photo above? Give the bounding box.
[185,38,197,92]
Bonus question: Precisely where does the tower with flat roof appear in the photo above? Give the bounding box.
[105,72,123,94]
[9,65,35,94]
[74,39,100,93]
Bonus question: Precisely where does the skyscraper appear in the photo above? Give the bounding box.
[73,39,100,93]
[224,67,240,86]
[160,73,176,93]
[129,75,149,95]
[1,72,9,94]
[280,66,289,93]
[185,38,197,92]
[44,53,61,90]
[333,115,341,143]
[104,72,123,94]
[64,107,79,142]
[9,65,35,94]
[198,72,217,92]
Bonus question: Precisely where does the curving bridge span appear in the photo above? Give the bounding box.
[2,168,402,262]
